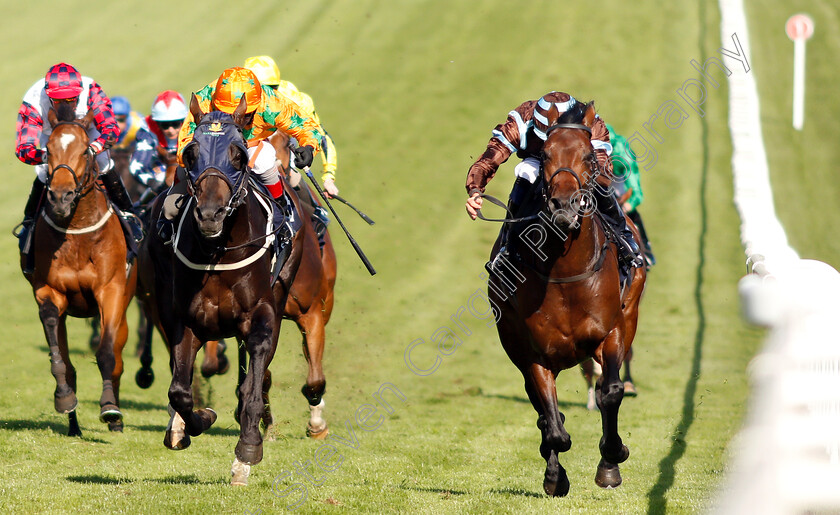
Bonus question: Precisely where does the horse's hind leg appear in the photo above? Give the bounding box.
[135,300,155,389]
[580,358,602,411]
[298,315,328,439]
[622,347,636,397]
[523,363,571,497]
[594,330,630,489]
[37,298,80,437]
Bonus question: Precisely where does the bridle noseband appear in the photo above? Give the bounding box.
[45,120,96,202]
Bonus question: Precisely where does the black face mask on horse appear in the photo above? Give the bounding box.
[176,109,301,279]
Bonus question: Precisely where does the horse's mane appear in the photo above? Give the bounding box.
[55,101,77,123]
[557,100,591,125]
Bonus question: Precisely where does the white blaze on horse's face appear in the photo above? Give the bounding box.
[59,133,75,151]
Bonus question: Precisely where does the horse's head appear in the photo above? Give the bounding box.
[540,101,600,232]
[45,103,95,220]
[180,94,250,240]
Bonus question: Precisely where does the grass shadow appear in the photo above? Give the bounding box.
[398,485,468,496]
[147,474,228,485]
[37,345,88,357]
[481,393,587,411]
[647,1,708,511]
[0,418,108,442]
[67,475,132,485]
[489,487,544,498]
[119,399,167,412]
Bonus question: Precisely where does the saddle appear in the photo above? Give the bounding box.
[248,178,302,284]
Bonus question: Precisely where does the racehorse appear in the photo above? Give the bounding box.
[90,144,179,357]
[137,94,305,485]
[21,103,136,436]
[487,101,646,496]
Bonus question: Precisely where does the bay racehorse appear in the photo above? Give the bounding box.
[137,95,305,485]
[22,103,136,436]
[187,130,337,438]
[486,101,645,496]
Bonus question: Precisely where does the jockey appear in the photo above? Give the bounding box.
[125,90,188,194]
[110,96,149,152]
[606,123,655,268]
[244,55,337,245]
[15,62,143,273]
[465,91,643,269]
[157,67,321,240]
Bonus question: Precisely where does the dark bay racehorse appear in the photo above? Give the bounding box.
[22,103,136,435]
[137,95,305,485]
[488,101,646,496]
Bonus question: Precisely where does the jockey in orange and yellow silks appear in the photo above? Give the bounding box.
[156,67,322,242]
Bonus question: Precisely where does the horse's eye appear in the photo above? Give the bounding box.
[229,145,247,170]
[183,143,198,170]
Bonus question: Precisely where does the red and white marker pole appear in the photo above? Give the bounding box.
[786,13,814,131]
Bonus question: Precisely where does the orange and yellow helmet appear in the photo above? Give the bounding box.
[212,67,262,114]
[243,55,281,87]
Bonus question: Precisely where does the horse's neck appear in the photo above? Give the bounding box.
[70,186,110,226]
[544,215,602,274]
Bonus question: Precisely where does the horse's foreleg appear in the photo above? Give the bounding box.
[166,329,216,449]
[235,306,278,467]
[37,296,80,436]
[298,315,328,439]
[594,329,630,489]
[96,289,129,431]
[524,363,571,497]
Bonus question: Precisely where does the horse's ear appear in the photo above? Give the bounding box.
[583,101,596,127]
[47,107,58,127]
[231,96,248,128]
[190,93,205,124]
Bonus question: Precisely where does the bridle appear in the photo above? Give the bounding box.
[182,119,249,219]
[540,122,599,218]
[45,120,97,202]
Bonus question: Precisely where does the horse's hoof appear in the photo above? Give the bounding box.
[306,424,329,440]
[595,458,623,489]
[623,381,637,397]
[235,441,263,465]
[135,367,155,389]
[54,391,78,414]
[197,408,218,431]
[164,430,191,450]
[217,354,230,376]
[68,426,82,437]
[99,406,123,424]
[543,467,570,497]
[231,457,251,486]
[108,420,124,432]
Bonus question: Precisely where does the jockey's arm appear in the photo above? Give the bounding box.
[15,101,45,165]
[87,82,119,149]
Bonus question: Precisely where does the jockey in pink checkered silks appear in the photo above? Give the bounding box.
[14,62,143,271]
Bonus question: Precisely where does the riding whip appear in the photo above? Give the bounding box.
[303,167,376,276]
[331,194,375,225]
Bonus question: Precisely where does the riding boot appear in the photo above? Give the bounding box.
[294,184,329,251]
[14,178,46,274]
[628,209,655,268]
[157,169,188,243]
[596,192,643,268]
[101,168,144,243]
[496,177,530,259]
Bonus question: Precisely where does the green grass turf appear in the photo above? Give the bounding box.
[0,0,829,512]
